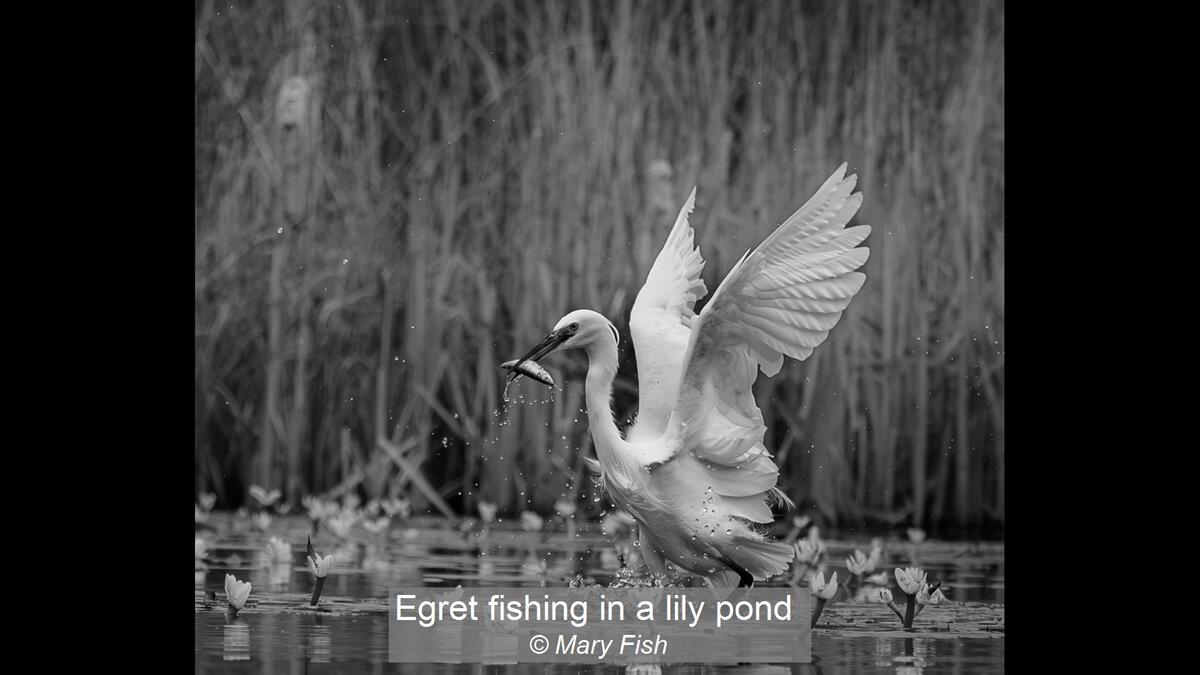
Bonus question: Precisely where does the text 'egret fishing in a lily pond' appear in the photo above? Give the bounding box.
[196,2,1003,672]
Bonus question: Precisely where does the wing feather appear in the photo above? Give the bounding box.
[627,187,707,442]
[653,164,871,524]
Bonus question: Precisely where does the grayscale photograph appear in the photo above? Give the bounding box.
[195,0,1004,671]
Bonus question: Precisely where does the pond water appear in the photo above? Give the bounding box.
[195,514,1003,673]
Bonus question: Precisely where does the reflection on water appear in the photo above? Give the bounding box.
[307,619,331,663]
[221,621,250,662]
[195,516,1003,673]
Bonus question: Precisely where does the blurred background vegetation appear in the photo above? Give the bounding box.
[195,0,1004,537]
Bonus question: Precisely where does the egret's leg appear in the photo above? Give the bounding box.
[719,556,755,588]
[636,525,668,576]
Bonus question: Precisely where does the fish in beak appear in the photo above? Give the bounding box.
[502,329,568,386]
[499,359,555,387]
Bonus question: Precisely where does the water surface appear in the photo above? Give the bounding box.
[195,514,1003,673]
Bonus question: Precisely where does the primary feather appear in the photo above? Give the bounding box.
[619,164,870,583]
[628,187,707,443]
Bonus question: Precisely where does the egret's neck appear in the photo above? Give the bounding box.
[583,336,623,455]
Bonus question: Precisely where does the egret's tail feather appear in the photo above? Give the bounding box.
[723,537,795,581]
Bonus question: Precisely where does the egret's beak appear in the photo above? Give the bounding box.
[511,329,567,372]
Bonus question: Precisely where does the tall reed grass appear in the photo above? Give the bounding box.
[195,0,1004,536]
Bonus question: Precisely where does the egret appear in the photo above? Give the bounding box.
[509,164,870,587]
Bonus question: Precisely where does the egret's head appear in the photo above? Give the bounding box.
[512,309,617,369]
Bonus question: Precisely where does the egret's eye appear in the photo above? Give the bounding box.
[568,323,579,333]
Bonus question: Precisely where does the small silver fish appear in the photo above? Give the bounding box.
[500,359,555,387]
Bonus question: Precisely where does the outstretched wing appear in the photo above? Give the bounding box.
[627,187,707,442]
[648,164,870,508]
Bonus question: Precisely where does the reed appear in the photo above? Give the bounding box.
[195,0,1004,535]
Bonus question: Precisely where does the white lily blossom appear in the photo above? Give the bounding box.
[264,537,291,564]
[520,511,544,532]
[326,512,356,539]
[224,574,252,609]
[363,517,390,534]
[249,485,282,507]
[309,553,334,578]
[811,571,839,600]
[381,497,411,518]
[871,587,894,604]
[894,567,927,595]
[478,501,498,523]
[303,495,340,522]
[795,538,824,564]
[198,493,217,511]
[846,549,875,576]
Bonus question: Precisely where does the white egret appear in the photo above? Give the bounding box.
[509,164,870,586]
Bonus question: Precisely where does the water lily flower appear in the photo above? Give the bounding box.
[520,511,544,532]
[811,571,839,600]
[809,571,838,628]
[381,497,410,518]
[894,567,927,596]
[795,538,824,564]
[199,492,217,511]
[251,512,273,531]
[308,552,334,578]
[554,499,576,517]
[865,572,889,586]
[914,582,946,618]
[249,485,282,507]
[264,536,291,564]
[224,574,252,615]
[478,501,498,524]
[868,583,902,619]
[303,495,332,521]
[306,536,333,607]
[326,512,356,539]
[363,517,390,535]
[846,549,875,576]
[196,537,209,560]
[894,567,929,628]
[906,527,926,544]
